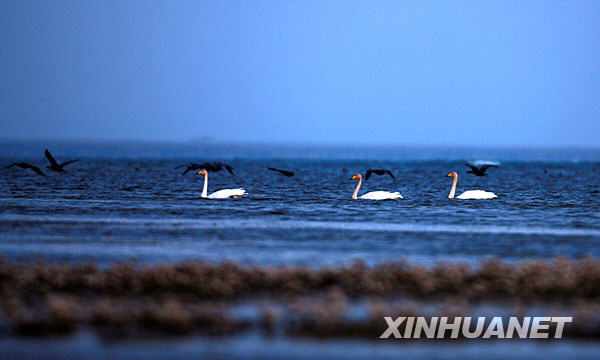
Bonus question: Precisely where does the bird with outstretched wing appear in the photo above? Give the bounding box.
[45,149,78,172]
[465,163,498,176]
[365,169,396,181]
[175,162,235,176]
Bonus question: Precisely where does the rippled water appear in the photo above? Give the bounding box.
[1,154,599,266]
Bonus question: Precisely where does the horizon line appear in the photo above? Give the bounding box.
[1,137,599,151]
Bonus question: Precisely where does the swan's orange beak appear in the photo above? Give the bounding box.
[351,175,358,180]
[447,173,452,177]
[197,170,207,175]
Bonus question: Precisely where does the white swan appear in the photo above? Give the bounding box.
[197,170,246,199]
[351,173,403,200]
[447,171,497,199]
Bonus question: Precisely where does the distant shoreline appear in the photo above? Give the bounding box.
[1,139,599,161]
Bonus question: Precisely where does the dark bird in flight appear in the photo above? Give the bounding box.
[5,162,46,176]
[45,149,78,172]
[465,163,498,176]
[267,167,294,177]
[175,162,234,176]
[365,169,396,181]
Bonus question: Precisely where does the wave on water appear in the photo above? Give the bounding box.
[2,215,599,237]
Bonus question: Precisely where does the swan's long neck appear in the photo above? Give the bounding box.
[352,177,362,199]
[201,173,208,198]
[448,175,457,199]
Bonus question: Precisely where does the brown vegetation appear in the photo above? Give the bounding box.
[0,256,598,338]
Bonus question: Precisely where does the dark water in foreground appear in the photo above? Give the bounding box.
[1,154,599,266]
[2,333,600,360]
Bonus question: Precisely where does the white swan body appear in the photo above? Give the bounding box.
[455,190,497,200]
[359,191,403,200]
[447,172,497,200]
[205,188,247,199]
[351,174,403,200]
[198,170,247,199]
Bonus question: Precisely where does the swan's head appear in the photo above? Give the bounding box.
[350,174,362,181]
[197,169,208,176]
[447,171,458,178]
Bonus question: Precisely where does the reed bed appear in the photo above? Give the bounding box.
[0,256,598,338]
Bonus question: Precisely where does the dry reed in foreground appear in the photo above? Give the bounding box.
[0,256,598,338]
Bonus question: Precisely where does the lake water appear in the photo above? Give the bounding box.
[2,141,600,359]
[1,142,599,266]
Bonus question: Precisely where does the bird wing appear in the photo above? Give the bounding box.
[45,149,59,168]
[479,164,498,172]
[59,159,78,167]
[179,163,200,175]
[465,163,479,172]
[224,164,234,175]
[7,162,45,176]
[267,167,294,177]
[383,169,396,181]
[365,169,374,180]
[28,164,46,176]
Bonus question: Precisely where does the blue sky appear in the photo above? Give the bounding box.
[1,1,599,146]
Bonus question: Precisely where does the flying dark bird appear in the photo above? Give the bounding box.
[267,167,294,177]
[45,149,78,172]
[465,163,498,176]
[5,162,46,176]
[175,162,234,176]
[365,169,396,181]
